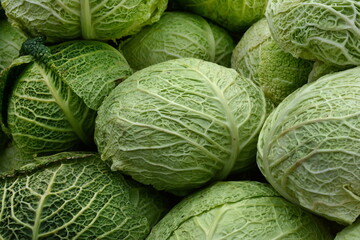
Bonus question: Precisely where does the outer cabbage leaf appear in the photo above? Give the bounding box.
[0,18,27,72]
[231,18,313,105]
[0,144,33,173]
[308,61,351,83]
[266,0,360,66]
[147,181,333,240]
[335,220,360,240]
[1,40,132,156]
[257,67,360,225]
[0,152,172,239]
[120,12,234,70]
[95,58,266,195]
[174,0,268,32]
[1,0,168,42]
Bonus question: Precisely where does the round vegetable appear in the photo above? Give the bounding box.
[0,18,27,72]
[147,181,333,240]
[1,0,168,42]
[95,58,266,195]
[0,39,132,156]
[257,67,360,225]
[335,220,360,240]
[120,11,235,70]
[266,0,360,66]
[0,152,172,239]
[231,18,313,105]
[174,0,268,32]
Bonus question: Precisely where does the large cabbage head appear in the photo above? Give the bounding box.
[147,181,333,240]
[231,18,313,105]
[120,11,235,70]
[0,152,172,239]
[266,0,360,66]
[174,0,268,32]
[257,67,360,225]
[1,0,168,42]
[95,58,267,195]
[0,39,132,156]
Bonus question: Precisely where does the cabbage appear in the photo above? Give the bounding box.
[0,39,132,156]
[95,58,266,195]
[147,181,333,240]
[231,18,313,105]
[257,67,360,225]
[1,0,168,42]
[174,0,268,32]
[0,152,172,239]
[120,11,235,70]
[266,0,360,66]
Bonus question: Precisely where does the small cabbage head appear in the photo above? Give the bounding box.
[147,181,333,240]
[257,67,360,225]
[0,18,27,72]
[120,11,235,70]
[95,58,266,195]
[1,0,168,42]
[174,0,268,32]
[0,152,173,239]
[0,39,132,156]
[231,18,313,105]
[335,220,360,240]
[266,0,360,66]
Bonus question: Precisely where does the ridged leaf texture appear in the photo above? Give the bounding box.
[120,12,234,70]
[95,58,266,195]
[231,18,313,105]
[257,67,360,224]
[4,40,132,156]
[0,18,27,72]
[2,0,168,42]
[266,0,360,66]
[0,152,171,239]
[174,0,268,31]
[147,181,333,240]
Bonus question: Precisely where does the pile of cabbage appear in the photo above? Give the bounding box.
[0,0,359,239]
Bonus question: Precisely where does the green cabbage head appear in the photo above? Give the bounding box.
[95,58,267,195]
[266,0,360,66]
[147,181,333,240]
[120,11,235,70]
[257,67,360,225]
[0,152,172,239]
[1,0,168,42]
[0,39,132,156]
[174,0,268,32]
[231,18,313,105]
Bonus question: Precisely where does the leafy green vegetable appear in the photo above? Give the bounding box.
[266,0,360,66]
[231,18,313,105]
[308,61,352,83]
[257,66,360,225]
[0,152,172,239]
[0,18,27,72]
[147,181,333,240]
[95,58,266,195]
[0,39,132,156]
[174,0,268,32]
[335,220,360,240]
[1,0,168,42]
[120,11,235,70]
